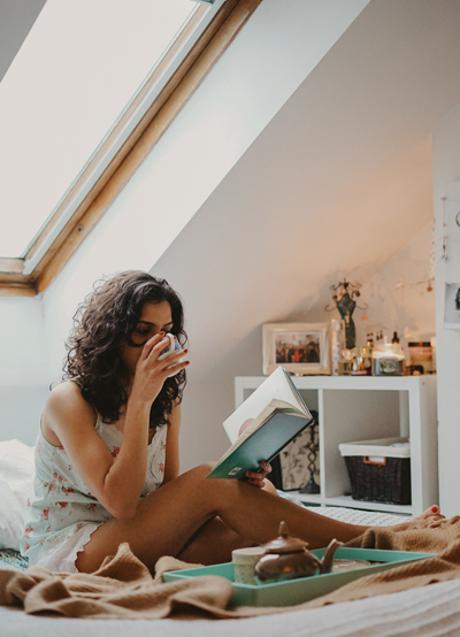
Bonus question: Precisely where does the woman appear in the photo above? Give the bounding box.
[20,271,441,574]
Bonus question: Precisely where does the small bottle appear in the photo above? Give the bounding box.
[363,332,374,375]
[366,332,374,356]
[329,319,342,376]
[392,331,400,344]
[430,336,436,373]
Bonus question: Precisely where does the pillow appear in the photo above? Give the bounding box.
[0,439,35,550]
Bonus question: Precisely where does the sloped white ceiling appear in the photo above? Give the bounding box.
[155,0,460,384]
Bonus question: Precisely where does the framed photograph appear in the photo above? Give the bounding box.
[262,322,330,375]
[444,282,460,329]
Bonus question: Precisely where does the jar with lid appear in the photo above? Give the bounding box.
[408,341,433,374]
[372,339,405,376]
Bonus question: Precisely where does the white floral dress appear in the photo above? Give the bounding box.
[19,415,167,572]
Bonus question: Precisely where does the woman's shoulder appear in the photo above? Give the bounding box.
[44,380,97,424]
[40,381,97,447]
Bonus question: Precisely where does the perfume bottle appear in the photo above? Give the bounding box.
[339,347,355,375]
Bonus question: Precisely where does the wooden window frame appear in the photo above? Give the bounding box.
[0,0,261,296]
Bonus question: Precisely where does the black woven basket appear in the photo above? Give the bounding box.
[344,455,411,505]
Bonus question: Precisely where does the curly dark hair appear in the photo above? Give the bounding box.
[63,270,187,428]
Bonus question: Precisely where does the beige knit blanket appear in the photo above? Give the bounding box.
[2,514,460,620]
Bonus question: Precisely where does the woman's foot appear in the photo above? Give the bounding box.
[389,505,445,532]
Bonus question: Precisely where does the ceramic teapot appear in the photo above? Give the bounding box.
[254,521,342,581]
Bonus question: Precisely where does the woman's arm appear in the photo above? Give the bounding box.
[49,334,187,520]
[162,402,181,483]
[48,381,155,520]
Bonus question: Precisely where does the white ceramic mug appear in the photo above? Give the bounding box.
[232,546,265,585]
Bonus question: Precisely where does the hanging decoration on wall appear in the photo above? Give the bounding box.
[393,220,436,295]
[325,279,367,350]
[444,282,460,329]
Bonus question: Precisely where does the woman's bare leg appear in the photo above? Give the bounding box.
[176,515,256,563]
[166,500,445,564]
[177,479,279,564]
[76,464,366,573]
[175,499,444,564]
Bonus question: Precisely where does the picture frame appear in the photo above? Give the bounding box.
[444,282,460,329]
[262,322,330,376]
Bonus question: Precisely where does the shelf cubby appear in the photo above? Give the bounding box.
[235,375,438,515]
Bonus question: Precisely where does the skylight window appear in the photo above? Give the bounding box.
[0,0,215,258]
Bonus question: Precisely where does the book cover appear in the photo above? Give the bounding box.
[207,368,314,479]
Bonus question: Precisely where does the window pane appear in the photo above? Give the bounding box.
[0,0,197,257]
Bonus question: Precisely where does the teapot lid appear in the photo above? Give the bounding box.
[261,521,309,554]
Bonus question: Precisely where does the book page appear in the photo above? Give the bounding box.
[223,367,308,444]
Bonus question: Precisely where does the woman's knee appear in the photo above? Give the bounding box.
[186,463,240,502]
[187,462,215,479]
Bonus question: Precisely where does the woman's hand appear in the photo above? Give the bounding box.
[130,332,189,407]
[244,460,272,488]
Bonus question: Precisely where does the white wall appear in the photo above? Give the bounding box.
[337,222,436,349]
[0,0,453,489]
[153,0,460,469]
[156,210,435,470]
[433,103,460,516]
[31,0,459,472]
[40,0,369,380]
[35,0,367,398]
[0,1,370,447]
[0,2,50,444]
[0,296,48,444]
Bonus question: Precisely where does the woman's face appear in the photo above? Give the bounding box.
[119,300,174,377]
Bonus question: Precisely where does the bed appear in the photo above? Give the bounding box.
[2,575,460,636]
[2,440,459,635]
[3,505,460,636]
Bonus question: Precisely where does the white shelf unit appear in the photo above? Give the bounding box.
[235,375,438,515]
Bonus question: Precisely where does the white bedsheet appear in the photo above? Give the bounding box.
[2,578,460,637]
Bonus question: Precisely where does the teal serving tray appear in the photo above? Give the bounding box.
[163,547,433,607]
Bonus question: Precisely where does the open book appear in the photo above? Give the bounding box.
[207,367,314,479]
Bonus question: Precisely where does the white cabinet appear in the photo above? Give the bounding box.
[235,375,438,515]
